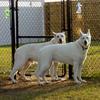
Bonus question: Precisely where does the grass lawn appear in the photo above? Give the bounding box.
[0,41,100,100]
[0,45,12,74]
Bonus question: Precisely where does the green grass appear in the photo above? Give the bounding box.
[82,41,100,77]
[0,46,12,74]
[0,41,100,100]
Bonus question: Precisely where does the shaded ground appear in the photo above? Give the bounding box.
[0,76,68,94]
[0,77,100,95]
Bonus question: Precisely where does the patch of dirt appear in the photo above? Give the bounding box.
[0,76,72,94]
[0,76,94,96]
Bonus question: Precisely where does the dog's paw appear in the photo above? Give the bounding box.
[38,82,45,86]
[45,80,51,84]
[12,80,17,84]
[51,77,62,82]
[51,78,59,82]
[9,77,17,84]
[75,80,81,84]
[24,77,31,81]
[81,79,87,83]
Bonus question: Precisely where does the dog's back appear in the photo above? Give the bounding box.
[38,42,83,66]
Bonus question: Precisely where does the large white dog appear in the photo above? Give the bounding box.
[10,32,66,83]
[35,29,91,85]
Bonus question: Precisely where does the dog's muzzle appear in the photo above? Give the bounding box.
[84,40,87,46]
[78,41,88,50]
[59,39,62,44]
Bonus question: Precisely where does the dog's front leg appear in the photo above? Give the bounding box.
[77,65,87,83]
[73,62,81,84]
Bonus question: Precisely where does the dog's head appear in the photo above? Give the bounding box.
[79,29,91,49]
[52,32,66,44]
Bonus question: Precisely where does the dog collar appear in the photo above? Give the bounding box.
[82,46,88,50]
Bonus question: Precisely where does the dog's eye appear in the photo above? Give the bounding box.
[61,35,64,37]
[57,36,59,38]
[86,37,88,39]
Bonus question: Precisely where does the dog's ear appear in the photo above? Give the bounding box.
[62,32,65,35]
[52,32,56,36]
[87,29,90,36]
[79,29,84,36]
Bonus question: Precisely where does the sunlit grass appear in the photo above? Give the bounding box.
[0,46,12,74]
[83,41,100,77]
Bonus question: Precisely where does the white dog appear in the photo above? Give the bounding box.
[10,32,66,83]
[35,29,91,85]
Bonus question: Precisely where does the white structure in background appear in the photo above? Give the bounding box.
[76,1,82,14]
[0,0,45,45]
[0,1,10,45]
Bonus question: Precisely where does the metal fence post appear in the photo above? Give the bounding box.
[15,0,19,48]
[60,0,67,77]
[61,0,65,31]
[9,0,15,66]
[67,0,73,79]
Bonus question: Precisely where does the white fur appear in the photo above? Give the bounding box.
[10,32,66,83]
[35,29,91,85]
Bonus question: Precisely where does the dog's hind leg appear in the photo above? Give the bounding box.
[19,62,32,81]
[9,63,19,83]
[73,62,81,84]
[9,58,26,83]
[20,63,32,81]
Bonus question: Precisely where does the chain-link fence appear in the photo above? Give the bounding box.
[71,0,100,77]
[15,0,66,77]
[44,0,100,77]
[0,0,100,78]
[0,0,12,75]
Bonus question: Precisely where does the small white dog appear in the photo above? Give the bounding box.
[35,29,91,85]
[10,32,66,83]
